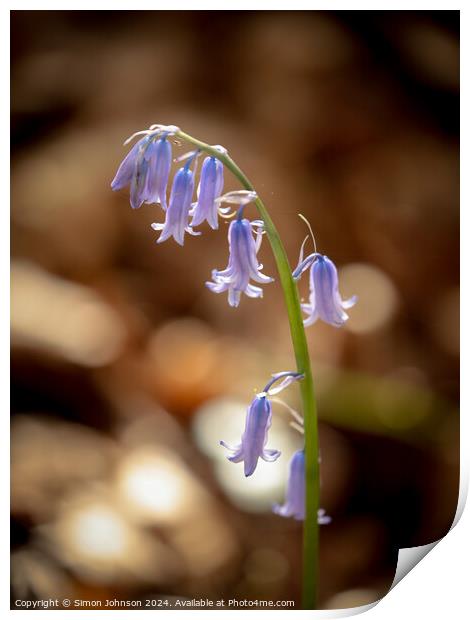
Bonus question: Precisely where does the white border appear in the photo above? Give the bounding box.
[5,3,465,618]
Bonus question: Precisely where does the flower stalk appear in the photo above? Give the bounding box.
[175,129,320,609]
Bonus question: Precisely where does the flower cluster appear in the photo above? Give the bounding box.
[112,124,356,525]
[111,125,273,304]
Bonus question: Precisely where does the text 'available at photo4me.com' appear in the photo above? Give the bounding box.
[14,598,296,609]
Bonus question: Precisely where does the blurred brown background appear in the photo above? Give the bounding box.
[11,10,459,610]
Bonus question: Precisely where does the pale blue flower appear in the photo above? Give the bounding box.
[144,136,172,210]
[220,372,302,477]
[111,134,172,211]
[151,162,199,246]
[191,156,224,230]
[112,136,149,210]
[111,137,146,193]
[206,217,273,307]
[274,450,331,523]
[293,253,356,327]
[220,395,280,477]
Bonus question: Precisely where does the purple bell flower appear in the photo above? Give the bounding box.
[111,134,172,211]
[111,137,146,193]
[129,150,150,211]
[206,217,273,307]
[220,372,302,477]
[112,136,150,210]
[151,163,199,246]
[191,156,224,230]
[274,450,331,524]
[293,253,356,327]
[220,394,280,477]
[274,450,305,519]
[144,137,172,210]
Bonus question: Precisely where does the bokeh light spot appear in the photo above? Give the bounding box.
[340,263,399,333]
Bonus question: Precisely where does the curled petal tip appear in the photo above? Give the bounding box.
[343,294,358,309]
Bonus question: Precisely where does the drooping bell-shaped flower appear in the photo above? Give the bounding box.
[111,136,146,193]
[111,134,172,211]
[274,450,331,523]
[293,253,356,327]
[274,449,305,519]
[206,217,273,307]
[112,136,150,210]
[220,372,302,477]
[191,156,224,229]
[220,394,280,477]
[151,162,199,246]
[143,136,172,210]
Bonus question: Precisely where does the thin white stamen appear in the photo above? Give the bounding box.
[289,421,305,435]
[298,213,318,254]
[175,149,199,163]
[271,397,304,424]
[298,235,310,265]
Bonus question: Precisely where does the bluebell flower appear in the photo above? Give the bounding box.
[220,372,302,477]
[220,394,280,477]
[151,163,199,246]
[293,253,356,327]
[111,137,146,193]
[143,137,172,210]
[274,450,331,524]
[112,136,150,210]
[206,217,273,307]
[191,156,224,230]
[111,131,173,210]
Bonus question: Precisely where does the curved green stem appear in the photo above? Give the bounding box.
[176,130,320,609]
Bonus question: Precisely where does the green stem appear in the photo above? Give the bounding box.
[176,130,320,609]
